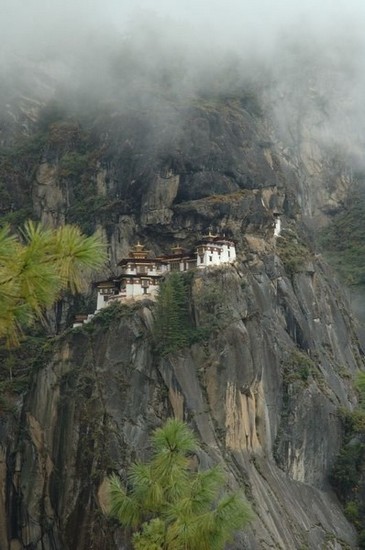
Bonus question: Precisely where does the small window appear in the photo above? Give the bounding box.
[209,255,213,261]
[228,251,231,258]
[200,255,204,263]
[143,287,148,294]
[104,296,109,302]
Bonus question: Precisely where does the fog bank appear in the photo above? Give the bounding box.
[1,0,365,168]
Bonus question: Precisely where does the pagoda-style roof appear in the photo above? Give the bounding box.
[94,273,163,288]
[117,242,156,266]
[93,277,119,288]
[201,231,218,242]
[158,251,196,261]
[119,273,162,279]
[212,237,236,244]
[198,232,236,245]
[129,242,150,259]
[171,244,185,255]
[118,257,158,266]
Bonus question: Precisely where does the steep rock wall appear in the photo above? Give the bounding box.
[3,241,362,549]
[1,91,363,549]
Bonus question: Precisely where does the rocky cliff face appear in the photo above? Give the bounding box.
[1,89,363,549]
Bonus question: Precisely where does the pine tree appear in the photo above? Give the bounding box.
[153,273,191,355]
[108,419,253,549]
[0,221,106,345]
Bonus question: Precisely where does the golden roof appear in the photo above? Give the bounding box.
[130,241,149,259]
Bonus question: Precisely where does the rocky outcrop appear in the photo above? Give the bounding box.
[3,238,362,548]
[1,89,364,548]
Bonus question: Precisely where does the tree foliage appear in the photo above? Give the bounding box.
[153,273,192,355]
[319,185,365,286]
[108,419,253,550]
[355,372,365,409]
[330,372,365,547]
[0,221,106,345]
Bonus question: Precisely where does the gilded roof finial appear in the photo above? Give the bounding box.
[130,241,149,259]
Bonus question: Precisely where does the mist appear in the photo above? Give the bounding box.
[2,0,365,168]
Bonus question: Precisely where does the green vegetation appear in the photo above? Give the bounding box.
[282,349,316,384]
[0,132,46,228]
[193,279,231,334]
[0,105,115,236]
[0,331,52,413]
[153,273,193,355]
[0,221,106,346]
[54,126,104,235]
[192,91,263,118]
[331,372,365,546]
[59,151,90,178]
[319,187,365,286]
[153,272,234,356]
[55,133,125,236]
[0,220,106,410]
[276,229,311,277]
[79,301,140,334]
[355,371,365,404]
[108,418,253,550]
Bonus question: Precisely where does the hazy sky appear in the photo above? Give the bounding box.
[3,0,365,56]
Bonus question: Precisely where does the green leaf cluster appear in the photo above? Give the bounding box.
[0,221,106,345]
[108,419,253,550]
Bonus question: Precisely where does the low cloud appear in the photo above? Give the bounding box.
[1,0,365,168]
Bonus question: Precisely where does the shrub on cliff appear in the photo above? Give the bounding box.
[319,186,365,286]
[108,419,253,550]
[276,229,311,277]
[331,372,365,547]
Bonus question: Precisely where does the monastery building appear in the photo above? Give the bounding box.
[95,233,236,312]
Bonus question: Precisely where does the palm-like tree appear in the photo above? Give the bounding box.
[0,221,106,345]
[108,419,253,549]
